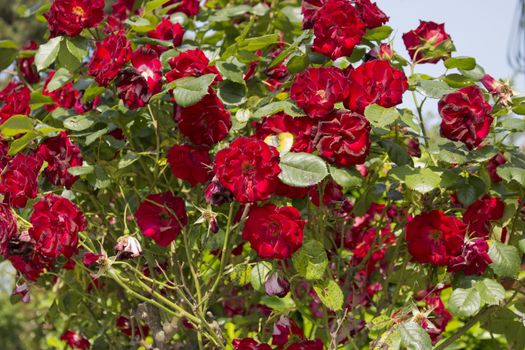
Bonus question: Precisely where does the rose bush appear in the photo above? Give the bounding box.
[0,0,524,349]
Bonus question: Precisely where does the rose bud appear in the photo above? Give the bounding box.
[195,209,219,234]
[366,43,394,61]
[480,74,514,106]
[264,272,290,298]
[204,176,234,206]
[60,330,90,350]
[114,236,142,259]
[12,283,30,303]
[402,21,454,64]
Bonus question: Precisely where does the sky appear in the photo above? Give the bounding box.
[381,0,518,83]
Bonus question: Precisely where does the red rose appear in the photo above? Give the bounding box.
[272,317,304,348]
[166,48,222,84]
[316,110,371,167]
[310,180,345,207]
[285,340,324,350]
[367,43,394,61]
[275,181,311,199]
[312,0,365,60]
[463,196,504,238]
[242,204,304,259]
[0,203,17,256]
[134,192,188,247]
[418,294,452,343]
[163,0,200,16]
[132,47,163,95]
[0,82,31,122]
[29,194,87,259]
[480,74,514,106]
[148,18,185,53]
[402,21,454,64]
[44,0,104,37]
[0,153,43,208]
[345,60,408,114]
[116,316,149,338]
[60,330,90,350]
[301,0,323,29]
[174,93,231,146]
[167,144,211,186]
[487,153,506,183]
[290,67,348,118]
[233,338,272,350]
[448,239,492,275]
[43,71,81,112]
[405,210,465,266]
[8,252,52,281]
[214,137,281,203]
[88,33,132,87]
[115,68,152,110]
[254,113,319,153]
[355,0,389,29]
[265,272,291,298]
[439,85,493,150]
[17,41,40,84]
[111,0,135,21]
[204,175,234,206]
[38,131,83,189]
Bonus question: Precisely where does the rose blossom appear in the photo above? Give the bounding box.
[163,0,200,16]
[17,41,40,84]
[447,239,492,275]
[290,67,348,118]
[131,47,163,96]
[214,137,281,203]
[480,74,514,106]
[242,204,305,259]
[0,152,43,208]
[405,210,465,266]
[166,48,222,84]
[487,153,506,183]
[29,194,87,259]
[115,68,152,110]
[43,71,80,111]
[114,235,142,259]
[204,175,234,206]
[254,113,319,153]
[345,60,408,114]
[462,196,504,238]
[265,272,291,298]
[439,85,493,150]
[167,144,211,186]
[37,131,83,189]
[355,0,389,29]
[233,338,272,350]
[88,33,132,87]
[174,93,231,146]
[316,110,371,167]
[0,203,18,256]
[148,17,185,53]
[60,330,90,350]
[312,0,366,60]
[134,192,188,247]
[44,0,104,37]
[0,82,31,122]
[402,21,454,64]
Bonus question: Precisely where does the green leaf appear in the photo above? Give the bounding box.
[405,168,441,194]
[250,261,272,292]
[364,104,400,128]
[488,241,521,278]
[124,16,156,32]
[30,91,54,110]
[460,64,485,81]
[416,80,455,99]
[238,34,280,51]
[35,36,62,71]
[144,0,170,12]
[217,81,247,105]
[292,240,328,281]
[63,115,94,131]
[286,53,309,73]
[172,74,216,107]
[379,140,413,167]
[399,321,433,350]
[444,56,477,70]
[82,84,105,103]
[0,115,34,137]
[279,152,328,187]
[456,176,486,206]
[118,153,139,169]
[45,68,72,92]
[329,165,362,189]
[0,40,18,71]
[444,74,474,88]
[475,279,505,306]
[216,59,245,84]
[269,31,310,68]
[67,165,94,176]
[448,287,482,318]
[313,279,343,311]
[496,165,525,185]
[253,101,305,119]
[8,131,38,155]
[259,294,296,311]
[65,37,88,62]
[364,26,393,41]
